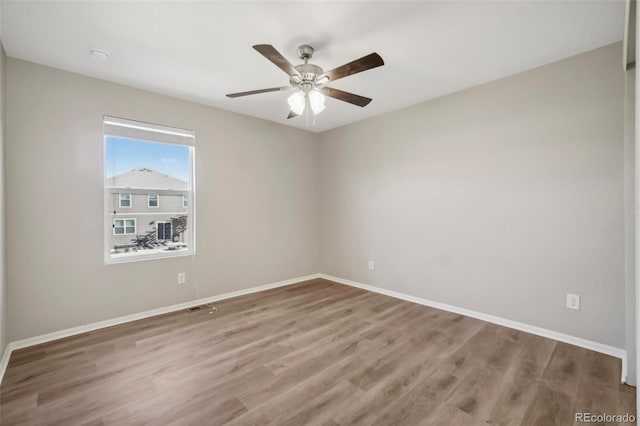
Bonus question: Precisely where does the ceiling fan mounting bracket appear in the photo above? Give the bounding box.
[297,45,315,61]
[290,45,323,89]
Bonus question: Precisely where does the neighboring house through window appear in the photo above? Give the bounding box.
[104,116,195,263]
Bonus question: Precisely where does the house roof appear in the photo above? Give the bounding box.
[106,168,188,191]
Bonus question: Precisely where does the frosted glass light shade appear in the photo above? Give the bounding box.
[287,91,306,115]
[309,91,326,114]
[288,90,326,115]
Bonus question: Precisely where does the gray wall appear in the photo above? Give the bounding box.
[319,43,626,348]
[624,66,636,384]
[0,42,6,355]
[6,58,320,341]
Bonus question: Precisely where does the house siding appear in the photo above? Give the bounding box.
[111,191,187,214]
[111,213,187,247]
[109,191,188,249]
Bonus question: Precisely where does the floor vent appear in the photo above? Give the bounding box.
[186,306,203,313]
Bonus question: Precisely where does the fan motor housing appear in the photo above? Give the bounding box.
[291,63,324,87]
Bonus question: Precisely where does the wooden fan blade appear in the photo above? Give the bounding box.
[226,87,290,98]
[321,87,372,107]
[287,111,299,119]
[321,53,384,82]
[253,44,301,77]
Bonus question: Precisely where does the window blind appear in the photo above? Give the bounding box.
[103,116,194,146]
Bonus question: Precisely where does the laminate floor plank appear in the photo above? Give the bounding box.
[423,402,486,426]
[617,384,637,422]
[540,342,586,398]
[227,351,379,425]
[445,361,508,420]
[275,380,363,426]
[0,279,632,426]
[508,335,557,381]
[572,376,619,424]
[338,354,439,425]
[347,328,445,392]
[520,384,575,426]
[486,375,540,425]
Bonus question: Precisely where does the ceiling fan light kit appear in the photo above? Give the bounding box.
[226,43,384,125]
[287,90,325,115]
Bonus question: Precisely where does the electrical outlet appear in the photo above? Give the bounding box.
[368,260,375,271]
[566,293,580,310]
[178,272,186,285]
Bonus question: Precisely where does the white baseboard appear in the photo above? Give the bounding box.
[0,273,322,384]
[319,274,628,384]
[0,343,11,385]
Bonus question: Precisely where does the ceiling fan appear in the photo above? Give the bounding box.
[226,44,384,122]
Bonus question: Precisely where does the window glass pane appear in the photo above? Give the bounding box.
[105,120,194,263]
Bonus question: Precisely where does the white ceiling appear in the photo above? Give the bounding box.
[0,1,625,133]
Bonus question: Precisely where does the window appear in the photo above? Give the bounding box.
[119,192,131,208]
[157,221,172,241]
[114,218,136,235]
[148,192,159,208]
[104,116,195,263]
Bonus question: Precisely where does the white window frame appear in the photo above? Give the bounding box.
[113,218,136,235]
[119,192,131,208]
[183,194,188,208]
[104,116,196,264]
[148,192,159,208]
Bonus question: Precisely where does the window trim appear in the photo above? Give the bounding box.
[113,218,136,235]
[119,192,132,208]
[104,116,196,265]
[148,192,159,208]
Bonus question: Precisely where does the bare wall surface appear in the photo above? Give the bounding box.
[319,43,626,348]
[6,58,319,342]
[625,66,636,384]
[0,42,6,354]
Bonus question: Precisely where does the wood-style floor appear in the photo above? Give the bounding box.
[0,278,635,425]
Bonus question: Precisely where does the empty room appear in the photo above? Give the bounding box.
[0,0,638,425]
